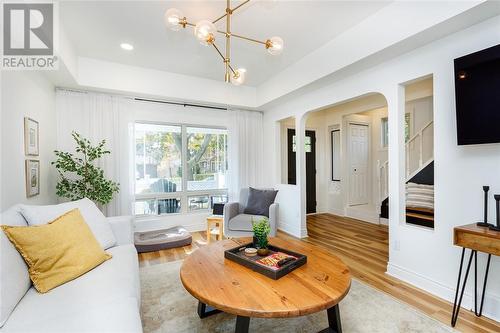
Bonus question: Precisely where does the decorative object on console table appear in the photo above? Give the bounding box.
[489,194,500,231]
[24,117,39,156]
[451,223,499,327]
[25,159,40,197]
[477,186,492,227]
[252,217,271,256]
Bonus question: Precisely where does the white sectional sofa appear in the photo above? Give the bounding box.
[0,201,142,333]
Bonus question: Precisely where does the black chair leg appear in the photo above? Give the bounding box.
[451,248,475,327]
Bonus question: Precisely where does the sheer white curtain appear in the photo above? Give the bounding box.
[55,89,134,216]
[227,109,264,201]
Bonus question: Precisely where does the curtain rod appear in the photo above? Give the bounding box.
[134,97,228,111]
[56,87,255,112]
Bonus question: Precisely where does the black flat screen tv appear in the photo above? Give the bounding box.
[454,43,500,145]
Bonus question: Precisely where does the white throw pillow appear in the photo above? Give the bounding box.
[0,205,31,327]
[20,198,116,249]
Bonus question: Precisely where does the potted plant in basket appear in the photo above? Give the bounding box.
[252,217,271,256]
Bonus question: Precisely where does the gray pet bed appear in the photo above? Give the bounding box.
[134,226,192,253]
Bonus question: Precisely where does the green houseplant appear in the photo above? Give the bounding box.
[252,217,271,255]
[52,132,119,206]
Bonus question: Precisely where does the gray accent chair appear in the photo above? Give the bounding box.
[223,188,278,238]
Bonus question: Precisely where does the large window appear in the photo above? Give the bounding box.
[134,123,228,216]
[186,127,227,191]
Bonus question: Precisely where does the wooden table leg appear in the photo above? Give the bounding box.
[206,222,211,244]
[218,221,223,241]
[235,316,250,333]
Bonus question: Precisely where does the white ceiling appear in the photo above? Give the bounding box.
[60,1,390,86]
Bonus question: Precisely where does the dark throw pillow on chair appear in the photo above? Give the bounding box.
[244,187,278,217]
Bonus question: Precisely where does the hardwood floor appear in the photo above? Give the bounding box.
[138,214,500,333]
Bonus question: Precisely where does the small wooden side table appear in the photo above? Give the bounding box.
[451,223,500,326]
[206,216,223,244]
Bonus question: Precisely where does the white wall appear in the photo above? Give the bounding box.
[263,14,500,321]
[1,72,58,211]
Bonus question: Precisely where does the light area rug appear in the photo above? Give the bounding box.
[140,261,457,333]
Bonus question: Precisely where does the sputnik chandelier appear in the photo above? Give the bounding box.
[164,0,284,86]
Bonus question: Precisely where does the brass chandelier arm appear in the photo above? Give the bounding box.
[231,0,250,14]
[213,30,266,45]
[212,42,225,61]
[212,13,227,24]
[231,33,266,45]
[228,63,237,75]
[212,43,236,75]
[212,0,250,24]
[183,20,266,47]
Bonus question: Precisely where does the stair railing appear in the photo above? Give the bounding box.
[377,160,389,207]
[406,120,433,178]
[378,120,434,206]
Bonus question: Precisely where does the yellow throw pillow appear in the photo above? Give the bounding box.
[1,208,111,293]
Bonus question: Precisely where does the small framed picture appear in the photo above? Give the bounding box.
[25,160,40,197]
[24,117,39,156]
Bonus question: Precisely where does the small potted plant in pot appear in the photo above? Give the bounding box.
[252,217,271,256]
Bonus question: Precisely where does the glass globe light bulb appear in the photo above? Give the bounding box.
[194,20,217,45]
[164,8,184,31]
[231,68,247,86]
[266,36,284,55]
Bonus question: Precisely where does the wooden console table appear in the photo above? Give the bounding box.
[451,223,500,326]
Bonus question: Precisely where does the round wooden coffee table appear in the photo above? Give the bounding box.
[180,237,351,333]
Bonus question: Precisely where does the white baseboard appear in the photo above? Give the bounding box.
[306,211,327,216]
[387,262,500,323]
[300,225,308,238]
[345,207,379,224]
[379,217,389,225]
[328,208,345,216]
[278,220,301,238]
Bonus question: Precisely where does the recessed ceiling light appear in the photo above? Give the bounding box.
[120,43,134,51]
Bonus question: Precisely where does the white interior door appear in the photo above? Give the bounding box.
[348,123,369,206]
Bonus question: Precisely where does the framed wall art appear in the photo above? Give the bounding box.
[25,159,40,197]
[24,117,39,156]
